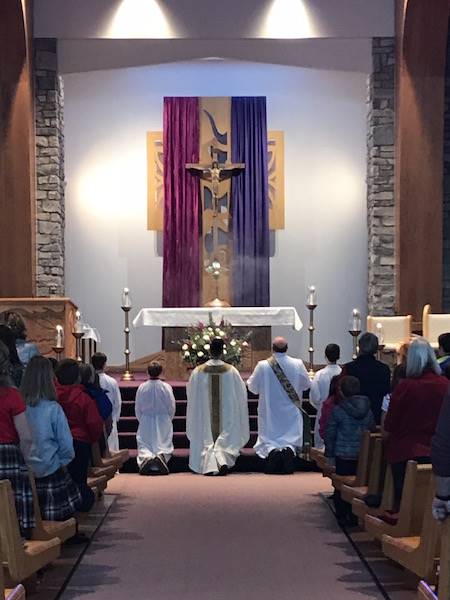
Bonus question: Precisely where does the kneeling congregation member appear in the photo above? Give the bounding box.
[55,359,103,512]
[91,353,122,452]
[21,356,82,521]
[187,338,249,476]
[0,342,35,536]
[247,337,310,474]
[324,376,375,526]
[135,361,175,475]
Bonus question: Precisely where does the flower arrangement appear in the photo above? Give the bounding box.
[180,316,251,368]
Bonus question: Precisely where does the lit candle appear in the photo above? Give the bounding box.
[375,322,384,344]
[351,308,361,332]
[55,325,64,348]
[74,310,83,333]
[122,287,132,309]
[306,285,317,306]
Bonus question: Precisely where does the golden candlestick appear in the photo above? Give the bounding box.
[72,332,84,363]
[306,285,317,379]
[349,330,361,360]
[121,287,134,381]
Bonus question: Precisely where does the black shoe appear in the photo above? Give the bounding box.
[281,448,295,474]
[156,454,170,475]
[265,449,284,474]
[218,465,229,476]
[65,532,89,545]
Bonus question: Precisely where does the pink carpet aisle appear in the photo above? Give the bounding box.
[59,472,395,600]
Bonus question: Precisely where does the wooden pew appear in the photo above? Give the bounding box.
[341,435,384,504]
[382,480,440,581]
[91,443,128,470]
[87,474,108,495]
[365,462,433,542]
[0,481,60,585]
[417,519,450,600]
[0,566,25,600]
[330,431,377,492]
[28,472,76,543]
[352,462,394,522]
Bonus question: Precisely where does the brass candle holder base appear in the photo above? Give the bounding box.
[52,346,64,361]
[307,303,317,379]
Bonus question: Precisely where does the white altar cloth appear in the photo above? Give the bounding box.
[132,307,302,331]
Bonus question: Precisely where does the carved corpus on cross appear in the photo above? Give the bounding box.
[186,145,245,217]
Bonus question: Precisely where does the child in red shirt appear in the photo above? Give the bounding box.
[55,359,103,512]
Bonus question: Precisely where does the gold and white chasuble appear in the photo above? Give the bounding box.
[186,359,249,474]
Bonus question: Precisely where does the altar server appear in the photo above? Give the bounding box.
[91,353,122,452]
[186,338,249,475]
[247,337,311,474]
[309,344,342,449]
[135,362,176,475]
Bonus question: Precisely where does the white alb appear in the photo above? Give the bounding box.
[247,352,311,458]
[98,372,122,452]
[135,379,176,466]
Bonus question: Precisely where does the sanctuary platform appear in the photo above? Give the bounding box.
[115,373,316,474]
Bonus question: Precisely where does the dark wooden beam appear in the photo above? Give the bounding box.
[395,0,450,319]
[0,0,35,297]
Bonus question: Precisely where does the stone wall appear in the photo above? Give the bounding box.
[367,37,396,315]
[35,38,65,297]
[443,31,450,311]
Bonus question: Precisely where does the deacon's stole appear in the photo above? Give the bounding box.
[267,356,312,458]
[197,362,232,441]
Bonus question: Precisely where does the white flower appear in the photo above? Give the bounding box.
[197,351,204,357]
[223,349,227,354]
[208,327,213,332]
[203,334,210,341]
[230,339,237,346]
[182,343,188,351]
[192,343,197,349]
[184,351,190,357]
[204,344,210,350]
[219,330,225,337]
[242,341,248,347]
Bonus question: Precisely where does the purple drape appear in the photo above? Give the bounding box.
[231,97,270,306]
[162,97,200,307]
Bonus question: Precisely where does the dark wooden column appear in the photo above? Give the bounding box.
[396,0,450,320]
[0,0,35,297]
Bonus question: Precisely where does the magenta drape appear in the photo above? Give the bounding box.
[162,97,200,307]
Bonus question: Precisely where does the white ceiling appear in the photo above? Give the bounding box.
[34,0,394,74]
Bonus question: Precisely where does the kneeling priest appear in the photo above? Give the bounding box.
[186,337,249,475]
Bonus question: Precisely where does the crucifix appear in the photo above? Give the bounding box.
[186,146,245,253]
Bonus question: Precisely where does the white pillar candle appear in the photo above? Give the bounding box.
[55,325,64,348]
[306,285,316,306]
[122,287,132,309]
[351,308,361,331]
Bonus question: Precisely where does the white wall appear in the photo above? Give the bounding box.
[64,59,368,365]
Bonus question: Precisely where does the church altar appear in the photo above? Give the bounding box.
[132,306,302,331]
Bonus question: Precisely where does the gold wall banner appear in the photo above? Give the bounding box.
[147,129,285,233]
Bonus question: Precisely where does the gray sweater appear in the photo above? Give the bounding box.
[324,395,375,460]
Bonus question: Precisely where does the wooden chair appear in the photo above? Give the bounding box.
[0,481,60,585]
[330,431,376,492]
[367,315,412,355]
[341,435,383,504]
[422,304,450,350]
[1,566,25,600]
[28,472,76,543]
[382,480,440,580]
[365,462,433,542]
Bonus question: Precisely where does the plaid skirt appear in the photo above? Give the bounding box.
[36,466,83,521]
[0,444,35,532]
